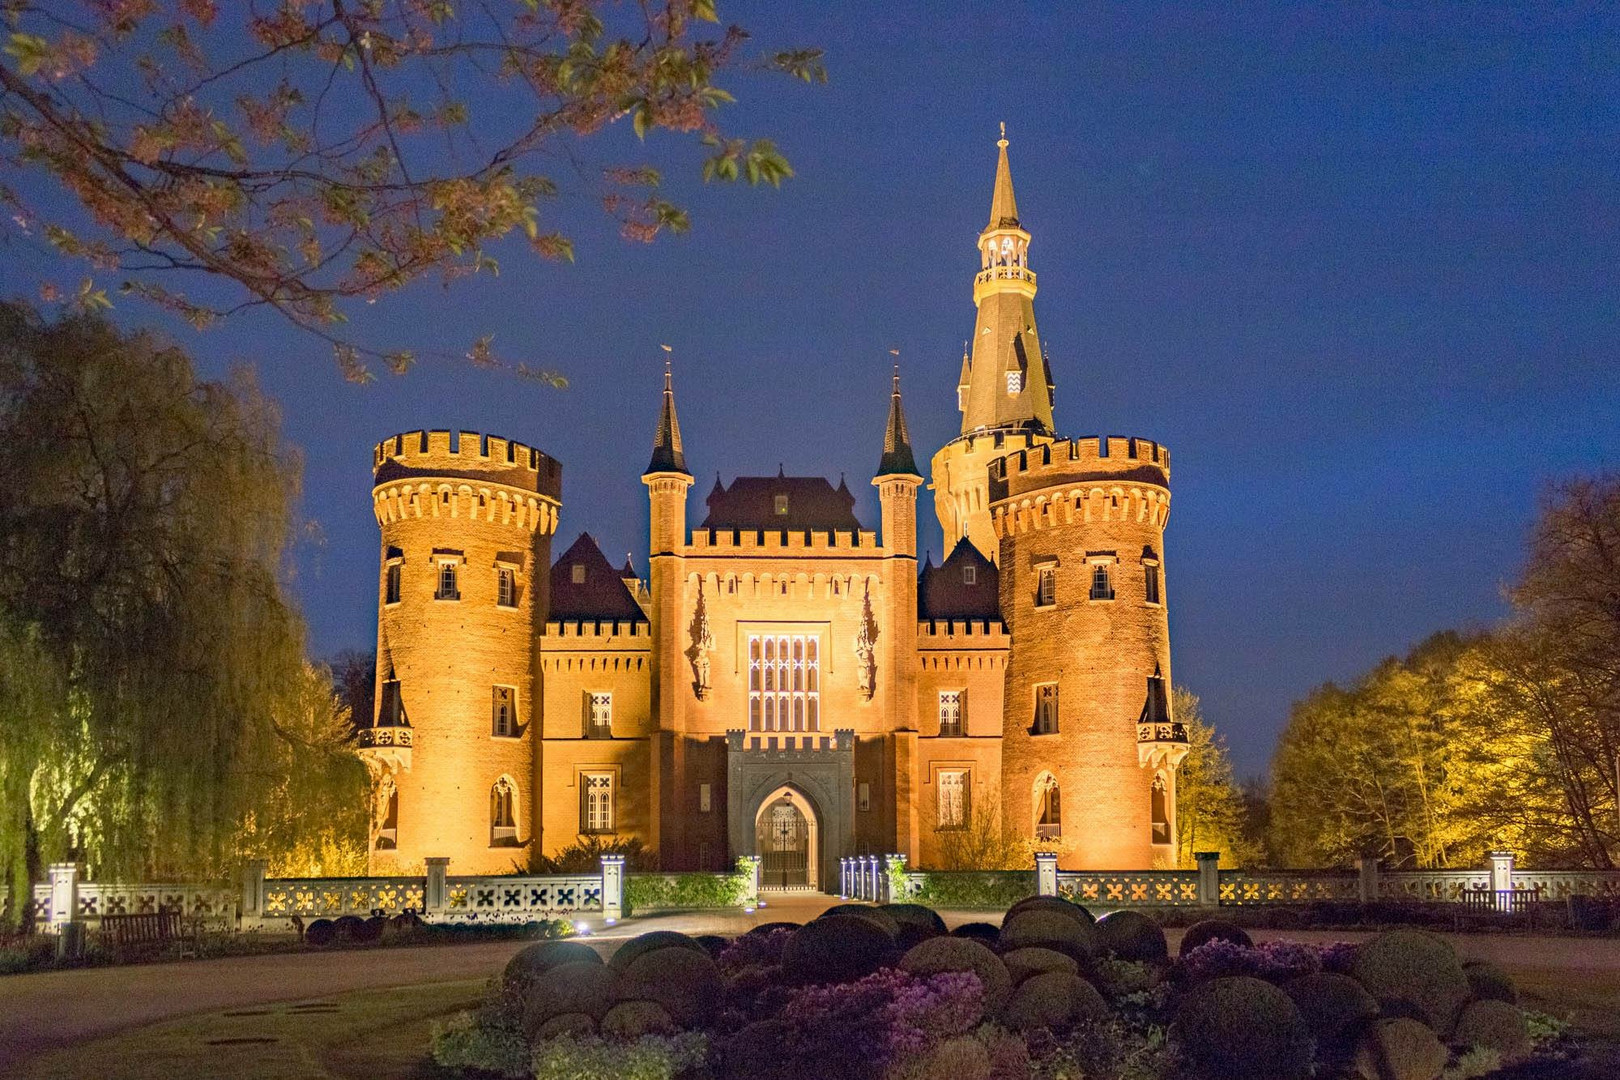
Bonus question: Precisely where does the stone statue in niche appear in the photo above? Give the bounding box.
[686,579,715,700]
[856,580,878,701]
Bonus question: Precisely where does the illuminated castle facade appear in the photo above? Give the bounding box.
[358,135,1189,882]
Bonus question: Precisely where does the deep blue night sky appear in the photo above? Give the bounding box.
[4,3,1617,775]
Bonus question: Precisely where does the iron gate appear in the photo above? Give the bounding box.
[758,798,809,888]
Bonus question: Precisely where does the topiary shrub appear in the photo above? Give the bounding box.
[1352,1016,1448,1080]
[522,960,619,1037]
[880,903,948,937]
[898,936,1012,1017]
[1350,930,1469,1035]
[1284,972,1378,1058]
[1001,971,1109,1032]
[889,1034,993,1080]
[1095,910,1168,964]
[354,916,386,943]
[1452,998,1530,1066]
[1173,975,1314,1080]
[1179,919,1252,956]
[304,918,338,947]
[781,914,896,985]
[743,920,801,936]
[607,930,707,973]
[819,903,900,937]
[505,940,603,989]
[950,921,1001,946]
[695,934,730,959]
[615,946,723,1027]
[332,914,365,941]
[1002,946,1078,985]
[1461,959,1517,1005]
[1005,895,1094,926]
[431,1011,531,1078]
[600,999,677,1040]
[534,1013,597,1040]
[998,909,1100,961]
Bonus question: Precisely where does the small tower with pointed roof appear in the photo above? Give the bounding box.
[930,127,1058,563]
[874,364,922,747]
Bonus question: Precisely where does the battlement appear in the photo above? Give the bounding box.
[373,429,562,499]
[687,528,881,555]
[726,728,855,758]
[917,618,1009,644]
[988,436,1170,503]
[542,619,651,641]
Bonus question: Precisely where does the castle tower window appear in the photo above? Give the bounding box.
[1034,683,1059,734]
[571,563,586,585]
[748,634,820,731]
[491,686,517,738]
[581,773,615,833]
[1151,775,1171,846]
[376,776,398,850]
[774,494,789,515]
[586,692,612,739]
[1035,565,1056,607]
[1090,563,1114,601]
[963,565,976,585]
[497,567,517,608]
[385,562,402,605]
[436,560,460,600]
[1006,370,1022,395]
[1144,561,1161,605]
[938,690,963,737]
[1035,773,1062,839]
[937,769,969,829]
[378,679,404,726]
[490,777,519,847]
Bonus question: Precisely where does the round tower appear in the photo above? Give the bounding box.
[363,429,561,874]
[992,436,1187,870]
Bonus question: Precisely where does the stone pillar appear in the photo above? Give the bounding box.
[1035,851,1059,897]
[737,856,760,910]
[424,857,450,918]
[1489,850,1515,912]
[840,858,850,899]
[600,855,625,923]
[47,863,78,931]
[1194,851,1220,906]
[1356,855,1381,906]
[241,859,268,927]
[885,854,907,903]
[864,856,877,901]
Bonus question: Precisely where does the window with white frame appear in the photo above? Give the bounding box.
[497,567,517,608]
[747,634,820,731]
[963,565,976,585]
[1090,562,1115,601]
[587,692,612,738]
[1034,683,1059,734]
[491,777,519,846]
[581,773,614,833]
[1036,565,1056,607]
[436,560,459,600]
[937,770,969,829]
[938,690,963,737]
[491,686,517,738]
[774,494,789,516]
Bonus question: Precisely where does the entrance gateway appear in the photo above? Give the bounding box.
[726,729,855,892]
[757,794,810,889]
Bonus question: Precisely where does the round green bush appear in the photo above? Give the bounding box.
[607,930,706,972]
[1002,946,1078,985]
[782,915,895,985]
[1179,919,1253,956]
[1462,959,1517,1005]
[505,940,602,989]
[695,934,730,959]
[1002,971,1109,1032]
[522,960,618,1033]
[1352,1017,1447,1080]
[880,903,948,937]
[998,909,1100,961]
[1452,998,1530,1065]
[1005,895,1095,926]
[1174,976,1314,1080]
[1095,910,1168,963]
[615,945,723,1026]
[533,1012,596,1040]
[820,903,900,937]
[1284,972,1379,1053]
[950,921,1001,945]
[600,999,676,1039]
[899,936,1012,1017]
[896,1035,993,1080]
[304,919,337,947]
[1350,930,1469,1035]
[332,914,365,941]
[744,920,801,936]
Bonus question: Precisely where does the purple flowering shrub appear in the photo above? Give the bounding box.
[1178,938,1339,984]
[718,928,795,973]
[1319,940,1359,974]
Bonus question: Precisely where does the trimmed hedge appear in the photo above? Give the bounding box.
[625,869,752,912]
[904,872,1035,910]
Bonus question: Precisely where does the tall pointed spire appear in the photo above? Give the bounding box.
[645,350,689,475]
[876,362,920,477]
[988,121,1020,230]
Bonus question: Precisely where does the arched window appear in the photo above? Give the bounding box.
[1034,773,1061,840]
[490,777,519,847]
[1151,775,1171,846]
[376,775,398,850]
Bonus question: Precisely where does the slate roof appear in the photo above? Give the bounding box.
[918,538,1001,621]
[876,368,920,478]
[700,471,864,532]
[549,533,647,622]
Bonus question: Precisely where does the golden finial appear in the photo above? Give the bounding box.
[998,121,1008,148]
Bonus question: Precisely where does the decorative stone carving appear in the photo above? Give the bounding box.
[855,580,878,701]
[686,578,715,700]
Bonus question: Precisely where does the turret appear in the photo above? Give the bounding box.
[874,366,922,747]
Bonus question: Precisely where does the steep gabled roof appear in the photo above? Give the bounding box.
[876,366,920,478]
[919,538,1000,620]
[701,472,863,532]
[549,533,647,622]
[645,358,689,476]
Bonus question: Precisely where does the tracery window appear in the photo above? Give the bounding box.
[1090,563,1114,601]
[497,567,517,608]
[587,693,612,738]
[1034,683,1058,734]
[491,686,516,738]
[490,777,518,846]
[937,770,968,829]
[1035,773,1061,839]
[581,773,614,833]
[938,691,963,737]
[1036,566,1056,607]
[748,634,820,731]
[436,561,459,600]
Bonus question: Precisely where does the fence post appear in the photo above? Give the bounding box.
[1035,851,1059,897]
[1489,850,1515,912]
[839,858,849,899]
[47,862,78,931]
[1195,851,1220,906]
[738,856,760,910]
[424,857,450,918]
[241,858,268,928]
[864,856,878,901]
[885,854,906,902]
[1356,855,1381,906]
[600,855,625,923]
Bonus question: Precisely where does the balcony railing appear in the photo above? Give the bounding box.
[359,727,412,748]
[1137,721,1187,743]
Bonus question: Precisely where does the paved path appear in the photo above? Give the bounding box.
[5,893,1620,1071]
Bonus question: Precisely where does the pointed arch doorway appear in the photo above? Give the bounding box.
[754,785,820,890]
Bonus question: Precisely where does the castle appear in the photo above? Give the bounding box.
[357,134,1189,884]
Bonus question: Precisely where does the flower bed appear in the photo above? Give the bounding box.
[433,902,1572,1080]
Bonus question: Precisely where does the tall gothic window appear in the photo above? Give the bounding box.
[1036,566,1056,607]
[582,773,614,833]
[1151,775,1171,845]
[1144,561,1161,605]
[491,686,516,738]
[490,777,518,846]
[1035,773,1062,839]
[938,691,963,737]
[436,560,459,600]
[748,634,820,731]
[1034,683,1059,734]
[937,770,969,829]
[1090,563,1114,601]
[587,693,612,738]
[497,567,517,608]
[385,562,401,604]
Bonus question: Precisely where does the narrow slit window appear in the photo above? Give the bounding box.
[1144,562,1161,605]
[497,567,517,608]
[1034,683,1058,734]
[491,686,516,738]
[385,563,401,605]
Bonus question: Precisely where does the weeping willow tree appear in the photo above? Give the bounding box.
[0,303,366,922]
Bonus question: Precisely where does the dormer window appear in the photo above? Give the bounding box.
[963,565,977,586]
[1007,371,1022,395]
[774,494,789,515]
[571,564,586,585]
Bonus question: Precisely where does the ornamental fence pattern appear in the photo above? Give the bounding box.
[15,882,240,927]
[261,878,428,920]
[443,875,602,920]
[1059,871,1201,906]
[1218,870,1362,905]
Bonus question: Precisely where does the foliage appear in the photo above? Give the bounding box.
[0,1,824,379]
[528,834,652,873]
[934,787,1037,871]
[430,1010,531,1079]
[531,1032,708,1080]
[906,871,1035,910]
[1172,688,1257,868]
[0,305,361,920]
[626,863,753,911]
[1178,939,1325,984]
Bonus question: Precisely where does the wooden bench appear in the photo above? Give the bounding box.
[1453,886,1542,929]
[100,910,188,953]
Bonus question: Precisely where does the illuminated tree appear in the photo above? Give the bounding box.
[1171,687,1255,868]
[0,1,824,381]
